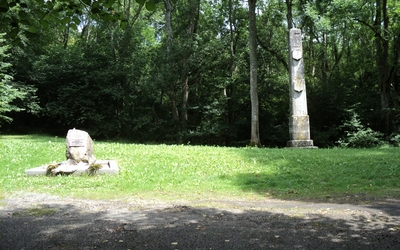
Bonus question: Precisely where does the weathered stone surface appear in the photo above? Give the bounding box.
[287,28,316,148]
[287,140,316,148]
[288,115,310,140]
[25,129,119,177]
[66,128,96,164]
[25,160,119,176]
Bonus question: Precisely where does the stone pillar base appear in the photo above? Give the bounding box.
[289,115,310,140]
[287,140,317,148]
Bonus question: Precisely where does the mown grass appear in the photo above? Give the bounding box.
[0,134,399,202]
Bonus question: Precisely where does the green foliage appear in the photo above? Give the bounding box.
[0,33,38,125]
[32,44,123,137]
[0,81,24,123]
[389,132,400,146]
[0,0,132,42]
[338,111,385,148]
[1,0,400,147]
[0,0,162,44]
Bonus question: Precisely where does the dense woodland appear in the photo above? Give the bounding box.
[0,0,399,147]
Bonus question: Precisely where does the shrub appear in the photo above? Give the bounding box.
[338,111,384,148]
[389,132,400,146]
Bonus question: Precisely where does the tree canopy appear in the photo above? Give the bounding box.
[0,0,399,147]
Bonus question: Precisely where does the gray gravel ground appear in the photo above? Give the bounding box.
[1,192,399,250]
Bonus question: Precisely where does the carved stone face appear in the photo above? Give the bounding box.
[294,75,305,92]
[292,31,302,47]
[66,129,96,164]
[292,49,302,60]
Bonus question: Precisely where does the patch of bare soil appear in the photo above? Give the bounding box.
[1,192,399,249]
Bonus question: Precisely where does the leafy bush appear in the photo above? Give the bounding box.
[389,132,400,146]
[0,34,30,125]
[338,111,384,148]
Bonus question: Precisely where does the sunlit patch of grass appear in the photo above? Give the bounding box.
[1,134,399,202]
[12,205,58,217]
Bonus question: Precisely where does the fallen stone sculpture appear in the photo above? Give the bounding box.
[25,160,118,176]
[25,129,118,176]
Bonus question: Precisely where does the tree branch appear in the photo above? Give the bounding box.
[128,4,144,28]
[354,18,386,42]
[257,35,289,72]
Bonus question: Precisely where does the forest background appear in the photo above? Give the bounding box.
[0,0,399,148]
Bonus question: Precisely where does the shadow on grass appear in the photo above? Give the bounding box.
[233,172,400,212]
[1,196,400,250]
[230,147,400,206]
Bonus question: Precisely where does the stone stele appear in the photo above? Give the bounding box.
[287,28,316,148]
[66,128,96,164]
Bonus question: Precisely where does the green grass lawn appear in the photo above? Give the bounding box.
[0,134,399,202]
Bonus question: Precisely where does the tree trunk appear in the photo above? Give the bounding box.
[180,0,200,142]
[63,24,69,49]
[285,0,293,30]
[164,0,180,141]
[322,33,329,85]
[226,0,236,145]
[375,0,390,133]
[248,0,261,147]
[164,0,173,72]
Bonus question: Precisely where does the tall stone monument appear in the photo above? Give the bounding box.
[287,28,315,148]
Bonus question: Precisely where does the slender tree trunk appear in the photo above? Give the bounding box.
[127,1,144,28]
[375,0,390,133]
[392,34,400,99]
[180,0,200,142]
[285,0,293,30]
[81,15,92,43]
[181,76,189,137]
[63,24,69,49]
[164,0,173,74]
[248,0,261,147]
[322,33,329,84]
[164,0,180,141]
[226,0,236,145]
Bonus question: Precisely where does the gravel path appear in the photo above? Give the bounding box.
[1,192,399,249]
